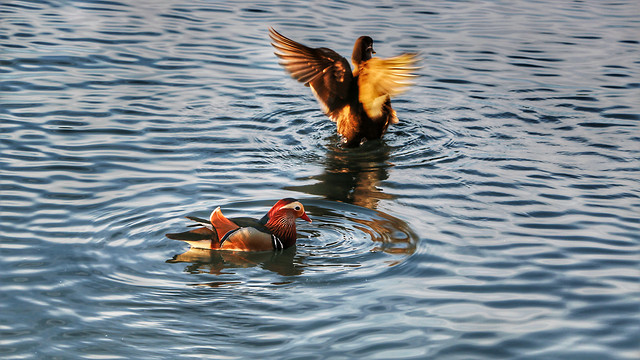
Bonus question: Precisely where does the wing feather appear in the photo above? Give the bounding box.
[358,53,419,119]
[210,207,239,240]
[270,27,353,114]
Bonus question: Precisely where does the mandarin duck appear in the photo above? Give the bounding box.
[269,27,419,147]
[166,198,311,251]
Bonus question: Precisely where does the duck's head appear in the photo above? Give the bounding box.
[352,36,375,67]
[261,198,311,245]
[266,198,311,223]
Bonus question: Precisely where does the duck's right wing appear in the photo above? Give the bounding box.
[269,28,354,115]
[358,53,419,119]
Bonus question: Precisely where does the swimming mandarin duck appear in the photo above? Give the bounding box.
[166,198,311,251]
[269,27,419,147]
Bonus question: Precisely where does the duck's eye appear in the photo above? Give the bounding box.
[294,206,301,211]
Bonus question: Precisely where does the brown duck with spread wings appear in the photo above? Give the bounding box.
[269,27,419,147]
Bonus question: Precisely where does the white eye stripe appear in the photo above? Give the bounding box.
[282,202,303,211]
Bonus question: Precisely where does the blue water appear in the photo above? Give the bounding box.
[1,0,639,359]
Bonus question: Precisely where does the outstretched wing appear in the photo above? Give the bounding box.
[358,53,419,120]
[269,27,354,114]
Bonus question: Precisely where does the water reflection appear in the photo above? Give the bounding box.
[302,202,418,261]
[166,247,304,277]
[288,140,418,258]
[288,138,394,209]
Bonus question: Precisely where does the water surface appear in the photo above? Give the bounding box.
[1,0,639,359]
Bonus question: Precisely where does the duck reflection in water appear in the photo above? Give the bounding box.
[166,246,304,277]
[289,138,393,209]
[288,140,417,256]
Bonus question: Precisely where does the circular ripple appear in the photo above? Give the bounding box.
[298,198,418,263]
[146,198,419,285]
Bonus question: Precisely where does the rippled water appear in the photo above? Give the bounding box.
[1,0,639,358]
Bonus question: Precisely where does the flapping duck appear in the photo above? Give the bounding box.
[166,198,311,251]
[269,27,419,147]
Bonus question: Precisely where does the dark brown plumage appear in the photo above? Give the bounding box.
[269,28,418,147]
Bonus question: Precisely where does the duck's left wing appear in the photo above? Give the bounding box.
[358,53,419,120]
[269,28,353,114]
